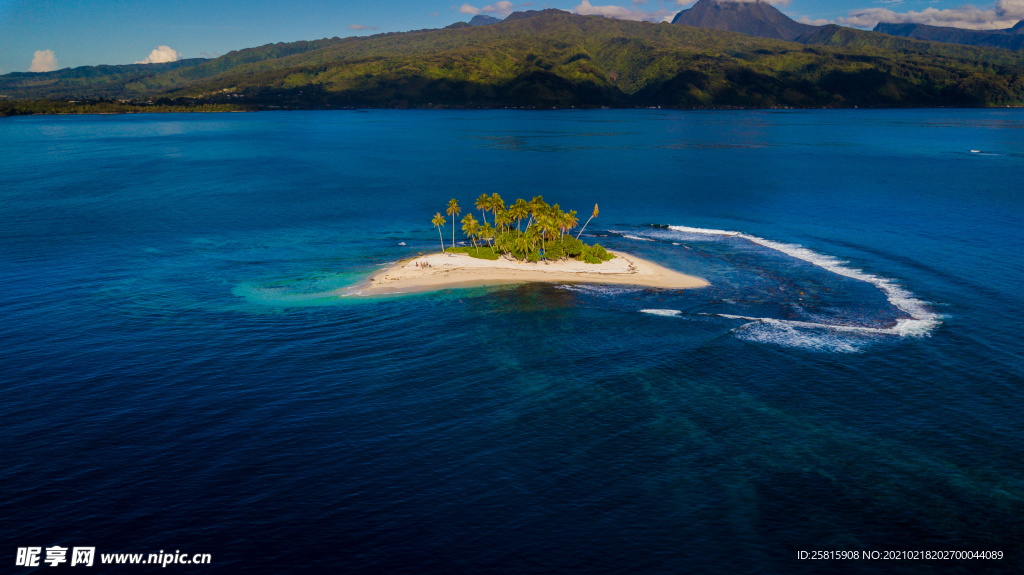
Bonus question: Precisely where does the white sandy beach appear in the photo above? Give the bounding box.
[361,250,708,294]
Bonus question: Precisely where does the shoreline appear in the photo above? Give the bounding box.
[6,106,1024,119]
[360,250,708,295]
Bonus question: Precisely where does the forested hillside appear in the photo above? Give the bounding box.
[3,10,1024,113]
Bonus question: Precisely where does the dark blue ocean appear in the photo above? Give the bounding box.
[2,110,1022,574]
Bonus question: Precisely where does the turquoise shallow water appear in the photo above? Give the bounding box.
[2,109,1023,573]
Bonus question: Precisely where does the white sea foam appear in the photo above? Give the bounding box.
[713,314,937,337]
[732,319,866,353]
[665,225,941,339]
[640,309,682,317]
[556,284,644,296]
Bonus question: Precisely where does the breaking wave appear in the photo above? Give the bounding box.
[730,319,867,353]
[556,284,645,296]
[630,225,941,349]
[667,225,939,335]
[639,309,682,317]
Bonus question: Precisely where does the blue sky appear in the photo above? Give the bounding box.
[2,0,1023,73]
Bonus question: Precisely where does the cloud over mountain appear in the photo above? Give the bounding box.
[135,46,181,64]
[573,0,674,22]
[838,0,1024,30]
[459,1,515,16]
[29,50,57,72]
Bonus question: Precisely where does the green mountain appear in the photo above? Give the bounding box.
[0,37,352,100]
[3,9,1024,113]
[0,60,206,100]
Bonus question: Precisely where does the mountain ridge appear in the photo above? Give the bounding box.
[874,22,1024,51]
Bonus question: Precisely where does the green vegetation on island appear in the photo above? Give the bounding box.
[4,10,1024,115]
[433,195,614,264]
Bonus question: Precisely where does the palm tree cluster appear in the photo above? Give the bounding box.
[432,195,613,264]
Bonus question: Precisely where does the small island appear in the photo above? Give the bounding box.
[362,194,708,294]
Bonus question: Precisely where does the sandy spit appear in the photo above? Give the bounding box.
[359,250,708,295]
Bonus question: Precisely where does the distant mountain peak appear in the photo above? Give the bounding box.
[671,0,818,41]
[465,10,568,27]
[469,15,502,26]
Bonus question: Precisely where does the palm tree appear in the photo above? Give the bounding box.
[526,195,547,230]
[461,213,480,254]
[510,199,529,232]
[447,198,461,249]
[539,213,554,252]
[495,231,513,256]
[549,204,563,240]
[576,203,598,239]
[479,223,495,250]
[490,193,505,225]
[543,212,561,252]
[475,194,491,225]
[495,209,511,234]
[524,227,539,254]
[563,209,579,240]
[431,212,446,252]
[513,230,534,260]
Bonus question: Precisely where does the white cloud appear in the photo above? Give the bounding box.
[348,24,380,30]
[29,49,57,72]
[135,46,181,64]
[460,1,516,15]
[430,11,441,16]
[484,1,515,14]
[574,0,675,21]
[797,16,831,25]
[838,0,1024,29]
